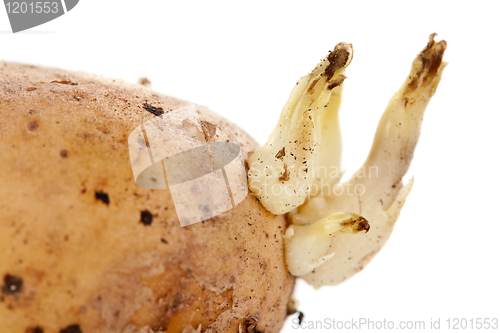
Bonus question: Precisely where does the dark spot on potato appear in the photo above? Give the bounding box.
[229,276,235,283]
[140,210,153,226]
[60,149,68,158]
[59,324,82,333]
[27,120,38,132]
[25,327,44,333]
[161,238,168,244]
[2,274,23,295]
[26,87,36,91]
[143,103,164,116]
[95,191,110,205]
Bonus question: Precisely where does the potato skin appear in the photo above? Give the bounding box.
[0,62,294,333]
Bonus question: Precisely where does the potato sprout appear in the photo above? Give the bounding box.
[250,34,447,288]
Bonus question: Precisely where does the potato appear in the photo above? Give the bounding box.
[0,62,294,333]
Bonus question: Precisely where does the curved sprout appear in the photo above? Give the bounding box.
[248,43,352,215]
[249,34,447,288]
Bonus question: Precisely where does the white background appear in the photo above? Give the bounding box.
[2,1,499,332]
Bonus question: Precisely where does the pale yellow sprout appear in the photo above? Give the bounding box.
[250,34,447,288]
[247,42,352,215]
[284,213,369,277]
